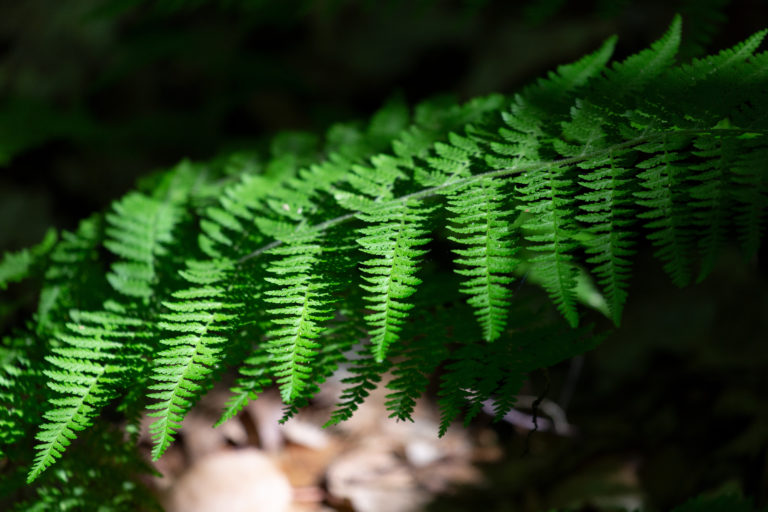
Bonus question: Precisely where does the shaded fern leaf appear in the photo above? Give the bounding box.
[0,229,57,290]
[385,329,449,421]
[0,337,39,457]
[37,217,106,333]
[515,164,580,326]
[729,139,768,258]
[671,492,764,512]
[576,152,636,325]
[437,343,499,436]
[325,344,391,427]
[217,348,271,427]
[600,14,682,95]
[104,192,186,299]
[689,134,737,281]
[635,134,697,286]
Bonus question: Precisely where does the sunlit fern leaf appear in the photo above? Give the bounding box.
[264,237,335,403]
[278,312,364,424]
[28,362,114,482]
[445,179,519,340]
[576,151,635,325]
[27,309,146,482]
[146,261,241,460]
[357,200,434,362]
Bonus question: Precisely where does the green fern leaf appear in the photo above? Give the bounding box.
[357,200,434,362]
[515,164,580,326]
[576,152,636,324]
[263,238,335,403]
[445,179,519,340]
[325,345,391,427]
[37,217,105,333]
[104,192,185,298]
[0,229,56,290]
[146,261,240,460]
[27,308,146,481]
[635,135,696,286]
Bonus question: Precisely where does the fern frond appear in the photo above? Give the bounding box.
[688,133,736,281]
[216,348,271,427]
[199,173,273,258]
[437,343,497,436]
[4,15,768,498]
[325,344,391,427]
[514,164,580,326]
[385,328,449,421]
[28,363,117,483]
[104,192,186,298]
[576,152,636,324]
[730,140,768,258]
[0,229,57,290]
[37,217,105,333]
[356,200,434,362]
[146,261,240,460]
[635,134,697,286]
[27,309,145,482]
[263,232,335,403]
[0,337,38,457]
[445,179,519,340]
[600,14,682,94]
[488,34,616,171]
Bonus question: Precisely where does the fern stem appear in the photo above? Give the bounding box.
[238,127,766,264]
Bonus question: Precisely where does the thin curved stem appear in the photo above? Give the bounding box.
[238,127,767,264]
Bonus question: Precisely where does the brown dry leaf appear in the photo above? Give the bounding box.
[163,448,293,512]
[325,447,430,512]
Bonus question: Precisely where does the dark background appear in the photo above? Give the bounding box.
[2,0,768,252]
[1,1,767,510]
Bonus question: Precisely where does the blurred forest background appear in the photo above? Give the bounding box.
[1,1,767,510]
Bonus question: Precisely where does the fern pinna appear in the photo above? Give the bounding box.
[0,15,767,508]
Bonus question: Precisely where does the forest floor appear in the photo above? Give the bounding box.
[139,249,768,512]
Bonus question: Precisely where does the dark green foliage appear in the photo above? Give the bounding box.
[1,13,767,510]
[671,493,767,512]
